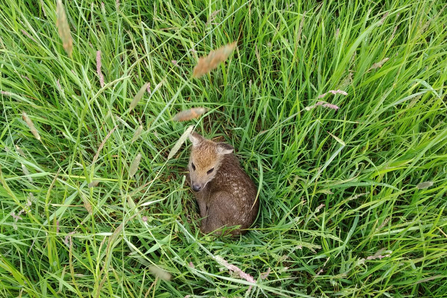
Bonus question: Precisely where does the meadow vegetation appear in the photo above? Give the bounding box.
[1,0,446,297]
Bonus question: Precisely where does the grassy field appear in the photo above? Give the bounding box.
[1,0,447,297]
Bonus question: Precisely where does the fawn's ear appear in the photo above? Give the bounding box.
[216,143,234,155]
[189,132,204,147]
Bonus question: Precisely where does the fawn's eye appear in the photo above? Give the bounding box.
[207,168,214,175]
[191,163,196,171]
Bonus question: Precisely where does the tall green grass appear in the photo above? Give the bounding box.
[1,0,446,297]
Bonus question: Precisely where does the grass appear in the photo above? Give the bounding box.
[1,0,447,297]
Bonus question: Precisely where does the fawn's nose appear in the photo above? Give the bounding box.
[192,184,202,192]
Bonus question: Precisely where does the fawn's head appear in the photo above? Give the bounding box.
[188,132,233,192]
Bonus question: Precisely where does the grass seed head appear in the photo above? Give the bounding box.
[16,145,26,157]
[96,50,104,87]
[172,107,207,121]
[149,266,172,281]
[21,164,33,183]
[56,0,73,57]
[131,125,144,143]
[417,181,433,189]
[22,112,41,141]
[318,90,348,99]
[167,125,194,160]
[88,180,100,188]
[130,83,149,111]
[81,193,92,214]
[129,153,142,178]
[369,58,390,70]
[192,42,237,78]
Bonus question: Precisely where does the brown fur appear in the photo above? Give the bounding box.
[187,132,259,236]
